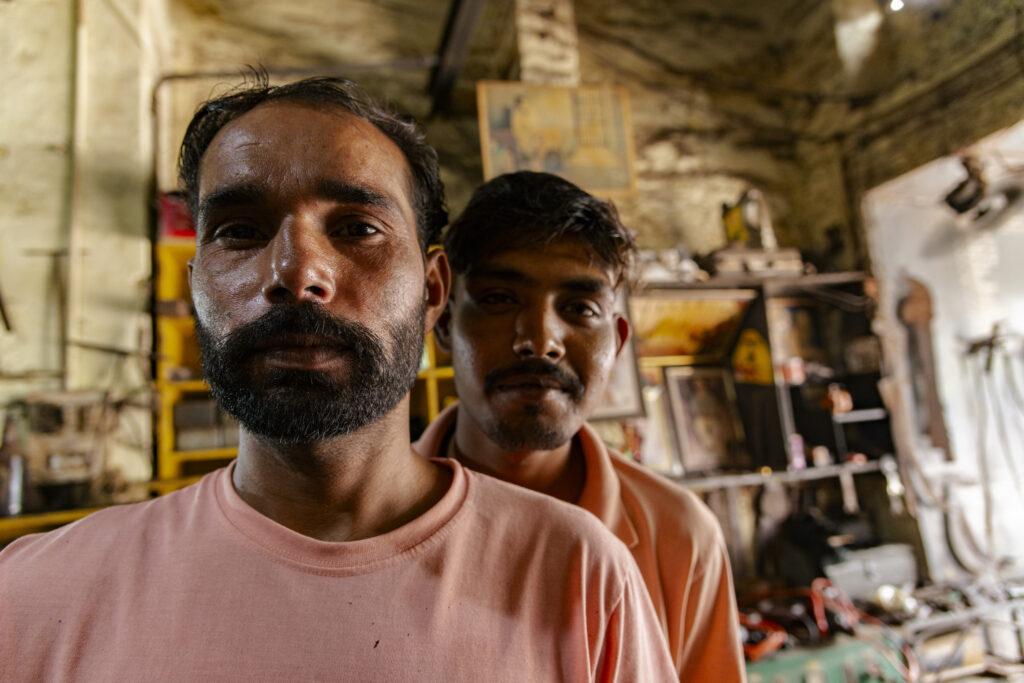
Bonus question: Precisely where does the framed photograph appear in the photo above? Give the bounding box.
[590,290,644,421]
[588,368,682,476]
[663,366,745,474]
[634,378,683,475]
[628,289,756,363]
[476,80,637,196]
[765,297,827,366]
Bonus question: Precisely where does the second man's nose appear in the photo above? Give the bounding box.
[512,306,565,360]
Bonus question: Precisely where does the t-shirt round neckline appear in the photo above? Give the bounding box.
[213,457,468,575]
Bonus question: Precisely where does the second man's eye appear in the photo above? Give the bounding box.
[563,301,600,318]
[332,221,381,238]
[478,292,516,306]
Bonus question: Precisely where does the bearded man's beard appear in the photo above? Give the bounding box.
[194,301,426,444]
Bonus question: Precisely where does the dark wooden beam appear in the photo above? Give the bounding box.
[429,0,488,116]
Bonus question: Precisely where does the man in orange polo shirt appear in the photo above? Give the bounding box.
[415,171,747,681]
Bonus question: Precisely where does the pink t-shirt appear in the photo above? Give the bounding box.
[0,458,676,681]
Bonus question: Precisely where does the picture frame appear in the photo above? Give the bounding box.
[590,290,644,421]
[628,288,756,364]
[476,80,637,196]
[663,366,745,474]
[634,376,684,475]
[587,368,682,476]
[765,297,827,366]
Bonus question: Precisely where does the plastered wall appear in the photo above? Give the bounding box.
[2,0,1021,490]
[0,0,74,394]
[2,0,157,484]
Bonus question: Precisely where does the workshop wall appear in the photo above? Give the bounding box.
[573,0,1024,268]
[2,0,1021,489]
[1,0,156,484]
[0,0,74,395]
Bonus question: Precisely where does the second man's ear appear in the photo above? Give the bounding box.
[423,249,452,336]
[433,301,454,354]
[613,313,631,359]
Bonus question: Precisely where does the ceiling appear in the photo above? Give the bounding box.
[162,0,1010,128]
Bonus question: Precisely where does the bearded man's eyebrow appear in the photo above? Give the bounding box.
[197,184,264,224]
[315,179,398,216]
[559,278,610,295]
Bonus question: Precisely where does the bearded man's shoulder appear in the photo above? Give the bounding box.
[459,468,634,563]
[0,469,221,581]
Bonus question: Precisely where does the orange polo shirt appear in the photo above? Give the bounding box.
[415,403,747,681]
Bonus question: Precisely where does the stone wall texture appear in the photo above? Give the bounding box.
[2,0,1021,486]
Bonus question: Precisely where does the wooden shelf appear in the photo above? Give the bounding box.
[832,407,888,424]
[669,457,884,492]
[167,447,237,461]
[643,271,868,291]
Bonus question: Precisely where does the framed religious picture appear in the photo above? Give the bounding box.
[633,373,683,475]
[476,81,637,196]
[590,290,644,421]
[588,367,682,476]
[628,289,757,364]
[765,297,827,367]
[663,366,746,474]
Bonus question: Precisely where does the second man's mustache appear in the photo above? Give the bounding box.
[484,358,585,401]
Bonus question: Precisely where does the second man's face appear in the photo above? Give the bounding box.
[443,238,628,452]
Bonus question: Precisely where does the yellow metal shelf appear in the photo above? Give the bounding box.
[0,476,203,542]
[167,447,237,462]
[0,508,103,540]
[417,366,454,380]
[638,355,702,368]
[157,379,210,392]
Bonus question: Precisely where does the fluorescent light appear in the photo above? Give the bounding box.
[890,0,905,10]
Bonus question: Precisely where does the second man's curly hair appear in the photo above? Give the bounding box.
[444,171,635,283]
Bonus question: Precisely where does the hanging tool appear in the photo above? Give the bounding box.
[0,276,12,332]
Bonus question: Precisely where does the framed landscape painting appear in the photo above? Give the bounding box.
[476,81,637,196]
[628,288,757,363]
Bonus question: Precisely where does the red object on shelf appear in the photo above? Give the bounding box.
[738,612,787,661]
[158,194,196,240]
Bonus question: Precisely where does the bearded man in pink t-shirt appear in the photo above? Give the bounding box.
[415,171,747,681]
[0,77,675,682]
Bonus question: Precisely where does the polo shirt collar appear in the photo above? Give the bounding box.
[416,403,640,550]
[575,422,640,549]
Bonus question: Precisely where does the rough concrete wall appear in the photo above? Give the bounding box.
[1,0,157,484]
[574,1,817,253]
[573,0,1023,267]
[516,0,580,86]
[65,0,162,482]
[0,0,74,397]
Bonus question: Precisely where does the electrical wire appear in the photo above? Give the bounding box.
[984,353,1024,500]
[972,353,997,561]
